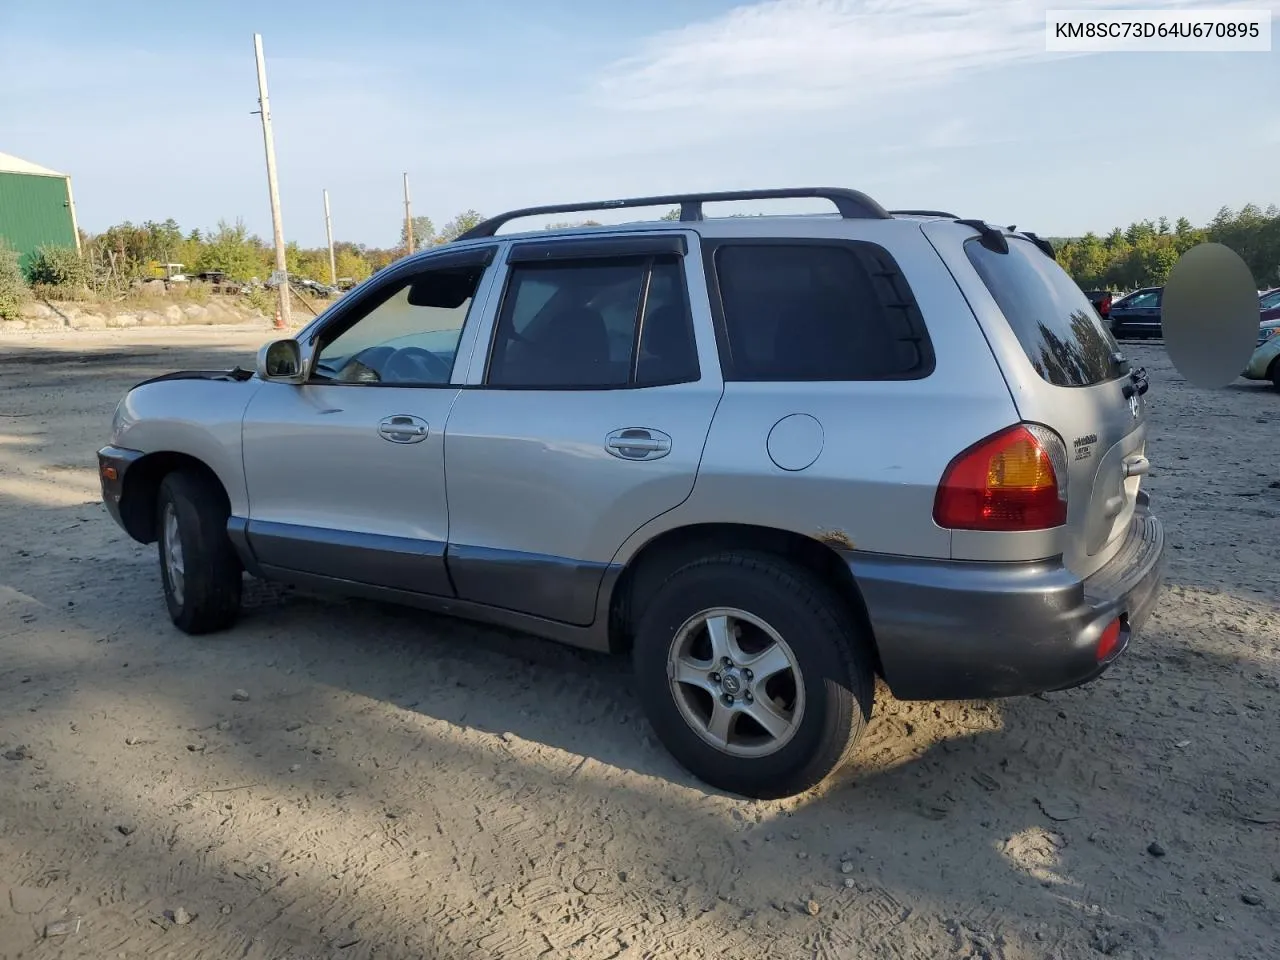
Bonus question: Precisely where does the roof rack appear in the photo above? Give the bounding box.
[455,187,892,241]
[889,209,958,218]
[954,219,1057,261]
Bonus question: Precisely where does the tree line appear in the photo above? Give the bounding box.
[3,202,1277,322]
[1052,203,1280,292]
[77,209,490,291]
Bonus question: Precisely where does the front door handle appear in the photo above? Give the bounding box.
[378,415,429,444]
[605,428,672,461]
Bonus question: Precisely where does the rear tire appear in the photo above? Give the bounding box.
[631,551,874,799]
[1269,358,1280,392]
[156,470,242,635]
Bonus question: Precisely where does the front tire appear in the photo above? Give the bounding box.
[632,552,874,799]
[156,470,242,634]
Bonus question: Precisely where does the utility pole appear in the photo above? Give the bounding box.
[252,33,292,329]
[323,189,337,286]
[403,172,414,255]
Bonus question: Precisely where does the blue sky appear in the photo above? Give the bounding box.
[1,0,1276,248]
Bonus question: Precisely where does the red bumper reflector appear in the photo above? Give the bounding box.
[1096,618,1123,662]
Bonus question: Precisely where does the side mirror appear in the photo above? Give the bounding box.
[256,339,306,383]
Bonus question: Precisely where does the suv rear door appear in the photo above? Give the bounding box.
[441,232,722,626]
[922,221,1147,578]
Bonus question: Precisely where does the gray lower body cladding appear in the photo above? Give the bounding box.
[851,495,1165,700]
[103,444,1165,700]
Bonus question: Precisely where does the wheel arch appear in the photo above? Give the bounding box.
[119,452,231,544]
[607,522,883,675]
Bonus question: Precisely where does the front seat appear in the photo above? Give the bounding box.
[527,305,614,386]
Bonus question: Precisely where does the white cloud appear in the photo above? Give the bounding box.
[593,0,1275,115]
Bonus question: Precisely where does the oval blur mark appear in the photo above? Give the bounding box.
[1161,243,1260,389]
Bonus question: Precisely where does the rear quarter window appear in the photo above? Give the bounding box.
[707,240,934,382]
[965,236,1119,388]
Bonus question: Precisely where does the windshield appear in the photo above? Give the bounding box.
[966,236,1121,388]
[1260,290,1280,310]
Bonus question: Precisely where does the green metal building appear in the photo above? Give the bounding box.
[0,151,80,274]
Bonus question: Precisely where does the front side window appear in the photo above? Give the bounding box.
[313,265,485,385]
[486,255,698,389]
[710,241,934,382]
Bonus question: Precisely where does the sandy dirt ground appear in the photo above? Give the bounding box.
[0,325,1277,960]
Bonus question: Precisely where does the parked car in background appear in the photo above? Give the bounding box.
[1259,288,1280,322]
[264,273,340,299]
[1083,289,1114,322]
[1243,319,1280,389]
[1108,287,1162,339]
[1243,290,1280,389]
[295,277,339,299]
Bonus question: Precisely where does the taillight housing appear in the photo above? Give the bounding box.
[1100,295,1112,317]
[933,424,1068,531]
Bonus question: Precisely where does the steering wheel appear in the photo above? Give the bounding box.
[335,345,395,383]
[382,346,452,383]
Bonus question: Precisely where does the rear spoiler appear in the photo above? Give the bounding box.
[954,219,1056,260]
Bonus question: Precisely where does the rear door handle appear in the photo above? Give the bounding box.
[378,415,429,444]
[605,428,672,461]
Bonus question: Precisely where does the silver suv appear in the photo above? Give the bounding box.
[98,188,1166,799]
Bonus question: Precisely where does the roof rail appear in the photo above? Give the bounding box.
[889,209,958,218]
[454,187,892,241]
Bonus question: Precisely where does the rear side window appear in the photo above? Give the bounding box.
[1119,289,1161,309]
[487,255,698,389]
[966,237,1119,388]
[708,241,934,382]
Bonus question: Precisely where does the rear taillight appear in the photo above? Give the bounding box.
[933,424,1068,531]
[1100,295,1112,317]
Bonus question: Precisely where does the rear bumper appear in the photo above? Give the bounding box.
[848,494,1166,701]
[98,445,144,532]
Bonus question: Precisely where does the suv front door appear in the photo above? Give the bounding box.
[240,245,499,594]
[443,233,723,626]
